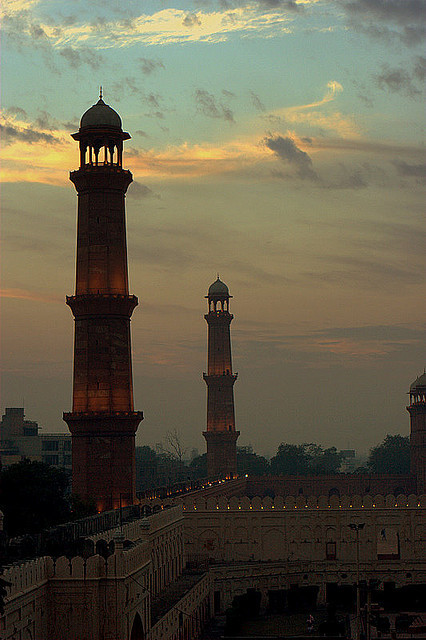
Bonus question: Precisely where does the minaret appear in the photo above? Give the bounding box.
[407,372,426,494]
[203,277,239,478]
[63,93,143,512]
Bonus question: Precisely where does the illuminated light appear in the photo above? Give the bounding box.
[272,505,274,509]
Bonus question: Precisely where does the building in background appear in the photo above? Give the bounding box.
[0,408,72,472]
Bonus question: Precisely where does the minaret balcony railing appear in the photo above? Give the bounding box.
[203,372,238,382]
[66,293,138,317]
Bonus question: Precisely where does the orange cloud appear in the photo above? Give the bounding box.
[0,288,62,303]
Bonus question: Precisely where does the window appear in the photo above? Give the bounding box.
[63,440,71,451]
[326,542,336,560]
[43,455,59,466]
[42,440,58,451]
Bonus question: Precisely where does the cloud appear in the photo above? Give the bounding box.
[138,57,165,75]
[195,89,235,123]
[10,7,295,49]
[393,160,426,180]
[264,134,318,180]
[0,122,60,145]
[376,65,421,97]
[127,181,159,199]
[344,0,426,45]
[251,91,266,112]
[413,55,426,79]
[59,46,104,70]
[305,255,424,288]
[182,13,202,27]
[0,288,61,304]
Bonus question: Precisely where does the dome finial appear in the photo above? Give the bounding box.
[217,272,220,280]
[99,85,103,100]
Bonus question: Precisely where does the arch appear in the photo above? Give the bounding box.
[130,613,144,640]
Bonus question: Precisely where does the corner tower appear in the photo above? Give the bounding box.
[407,372,426,494]
[203,277,239,478]
[63,93,143,512]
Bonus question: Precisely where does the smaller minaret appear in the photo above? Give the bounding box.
[203,277,239,478]
[407,372,426,494]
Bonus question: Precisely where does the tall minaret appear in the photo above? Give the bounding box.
[63,93,143,512]
[407,372,426,494]
[203,277,239,478]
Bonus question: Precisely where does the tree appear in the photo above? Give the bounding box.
[237,449,269,476]
[367,435,410,474]
[135,446,159,491]
[163,429,188,463]
[0,459,71,537]
[270,443,310,475]
[189,453,207,479]
[270,442,343,476]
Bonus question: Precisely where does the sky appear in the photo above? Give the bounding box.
[1,0,425,458]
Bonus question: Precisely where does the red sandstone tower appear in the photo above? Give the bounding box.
[63,93,143,512]
[407,372,426,494]
[203,277,240,478]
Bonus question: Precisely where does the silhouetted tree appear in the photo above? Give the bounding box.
[270,443,311,475]
[367,435,410,474]
[270,443,343,476]
[0,459,71,536]
[135,446,159,491]
[237,449,269,476]
[189,453,207,479]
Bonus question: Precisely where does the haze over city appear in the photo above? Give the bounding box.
[1,0,425,457]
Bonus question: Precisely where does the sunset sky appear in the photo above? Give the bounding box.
[2,0,425,457]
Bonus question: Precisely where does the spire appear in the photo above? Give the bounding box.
[99,85,103,100]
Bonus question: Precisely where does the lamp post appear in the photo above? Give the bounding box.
[349,523,365,640]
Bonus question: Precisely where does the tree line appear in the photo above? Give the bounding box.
[0,434,410,538]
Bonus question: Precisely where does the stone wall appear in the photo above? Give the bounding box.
[246,474,417,498]
[182,492,426,611]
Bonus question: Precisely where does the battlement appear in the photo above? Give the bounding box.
[181,492,426,511]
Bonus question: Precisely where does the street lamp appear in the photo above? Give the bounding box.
[349,523,365,640]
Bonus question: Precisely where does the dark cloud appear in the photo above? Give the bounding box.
[182,13,202,27]
[306,255,424,287]
[256,0,303,9]
[311,325,425,342]
[324,169,368,189]
[345,0,425,23]
[344,0,426,45]
[5,106,28,119]
[194,89,235,123]
[413,55,426,80]
[135,130,149,138]
[59,47,104,70]
[144,111,165,120]
[250,91,266,112]
[376,65,421,97]
[138,57,165,75]
[393,160,426,180]
[127,182,160,200]
[222,89,236,98]
[0,122,60,145]
[264,135,318,181]
[61,120,79,132]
